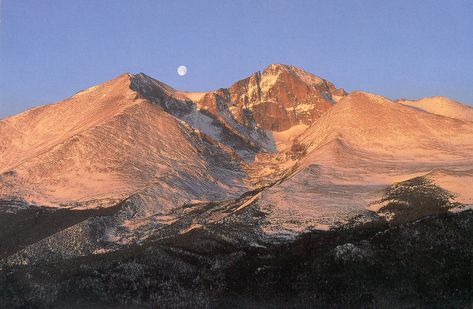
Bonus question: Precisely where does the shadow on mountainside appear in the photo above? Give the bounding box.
[374,176,463,224]
[0,200,121,259]
[0,207,472,308]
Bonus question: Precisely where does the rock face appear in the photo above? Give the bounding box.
[200,64,346,131]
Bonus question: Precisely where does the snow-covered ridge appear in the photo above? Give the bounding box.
[262,64,332,89]
[397,96,473,122]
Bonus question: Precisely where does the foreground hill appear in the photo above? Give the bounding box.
[1,209,471,308]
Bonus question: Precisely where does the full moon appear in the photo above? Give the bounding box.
[177,65,187,76]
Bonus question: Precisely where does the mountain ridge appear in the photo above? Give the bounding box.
[397,96,473,122]
[1,64,472,263]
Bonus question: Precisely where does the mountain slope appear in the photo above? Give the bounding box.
[300,92,473,161]
[397,96,473,122]
[129,73,273,159]
[0,74,249,207]
[252,91,473,238]
[0,74,135,173]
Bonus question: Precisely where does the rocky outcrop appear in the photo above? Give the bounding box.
[199,64,346,131]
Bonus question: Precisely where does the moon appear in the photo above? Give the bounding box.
[177,65,187,76]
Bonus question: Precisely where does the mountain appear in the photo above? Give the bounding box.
[397,96,473,122]
[0,64,346,209]
[0,73,249,209]
[209,63,346,132]
[253,91,473,237]
[1,64,473,306]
